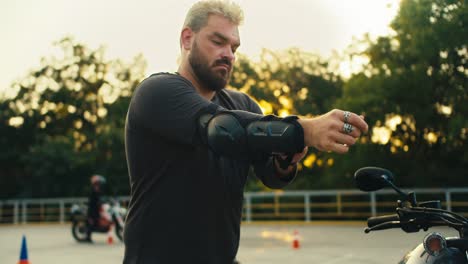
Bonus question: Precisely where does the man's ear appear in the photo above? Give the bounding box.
[180,27,194,51]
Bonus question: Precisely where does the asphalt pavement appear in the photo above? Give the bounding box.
[0,222,459,263]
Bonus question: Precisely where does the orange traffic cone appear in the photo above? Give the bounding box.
[107,224,114,245]
[18,235,30,264]
[292,230,300,249]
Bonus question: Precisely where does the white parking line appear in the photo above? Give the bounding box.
[321,253,354,264]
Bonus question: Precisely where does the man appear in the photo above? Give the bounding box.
[86,174,106,242]
[123,0,368,263]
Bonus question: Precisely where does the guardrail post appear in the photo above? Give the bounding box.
[336,192,342,215]
[13,202,19,224]
[21,201,27,224]
[370,192,377,217]
[445,191,452,212]
[40,201,44,222]
[245,195,252,223]
[59,201,65,224]
[274,193,280,216]
[304,194,310,222]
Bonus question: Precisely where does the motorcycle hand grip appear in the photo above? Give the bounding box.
[367,214,400,228]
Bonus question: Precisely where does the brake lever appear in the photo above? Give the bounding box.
[398,208,466,233]
[365,221,401,233]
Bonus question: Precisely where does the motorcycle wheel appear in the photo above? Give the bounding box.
[71,220,90,242]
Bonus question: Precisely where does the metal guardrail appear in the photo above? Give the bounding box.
[0,197,130,224]
[1,189,467,224]
[242,188,468,222]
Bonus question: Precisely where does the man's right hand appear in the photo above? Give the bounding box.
[297,109,368,154]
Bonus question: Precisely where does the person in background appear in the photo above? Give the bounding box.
[86,174,106,242]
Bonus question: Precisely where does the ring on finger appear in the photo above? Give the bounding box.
[344,111,351,123]
[343,123,354,134]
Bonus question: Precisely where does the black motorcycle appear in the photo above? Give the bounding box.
[70,199,126,242]
[354,167,468,263]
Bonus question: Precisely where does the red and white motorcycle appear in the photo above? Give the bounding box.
[70,199,126,242]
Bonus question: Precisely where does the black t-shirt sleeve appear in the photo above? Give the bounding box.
[127,74,272,147]
[127,74,220,146]
[244,93,263,115]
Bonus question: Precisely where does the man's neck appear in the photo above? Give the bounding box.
[177,66,216,101]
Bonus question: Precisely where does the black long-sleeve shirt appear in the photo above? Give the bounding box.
[123,73,296,264]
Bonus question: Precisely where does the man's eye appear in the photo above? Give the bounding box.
[212,40,222,45]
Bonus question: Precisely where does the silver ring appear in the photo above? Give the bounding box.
[343,123,354,134]
[344,111,351,123]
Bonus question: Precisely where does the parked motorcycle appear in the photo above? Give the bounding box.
[354,167,468,263]
[70,199,127,242]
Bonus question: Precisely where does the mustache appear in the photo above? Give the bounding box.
[213,58,232,68]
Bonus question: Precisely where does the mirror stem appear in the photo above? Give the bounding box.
[381,175,416,205]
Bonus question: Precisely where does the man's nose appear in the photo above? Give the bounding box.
[221,46,235,62]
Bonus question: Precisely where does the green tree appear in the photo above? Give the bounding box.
[0,37,146,198]
[337,0,468,187]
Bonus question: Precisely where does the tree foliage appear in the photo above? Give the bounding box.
[0,37,146,198]
[336,0,468,187]
[0,0,466,197]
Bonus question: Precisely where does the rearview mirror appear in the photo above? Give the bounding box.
[354,167,394,192]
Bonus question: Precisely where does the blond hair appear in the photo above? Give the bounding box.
[183,0,244,32]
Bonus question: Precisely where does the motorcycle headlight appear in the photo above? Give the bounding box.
[423,232,447,256]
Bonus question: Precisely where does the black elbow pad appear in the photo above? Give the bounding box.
[246,117,304,154]
[203,112,304,159]
[206,113,247,158]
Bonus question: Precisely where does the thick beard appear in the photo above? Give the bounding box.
[189,41,231,92]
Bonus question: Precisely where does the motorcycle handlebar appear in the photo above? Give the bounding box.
[367,214,400,228]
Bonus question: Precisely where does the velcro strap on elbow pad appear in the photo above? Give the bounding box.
[206,113,247,158]
[281,116,305,152]
[246,116,304,154]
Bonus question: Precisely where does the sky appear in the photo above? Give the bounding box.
[0,0,400,92]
